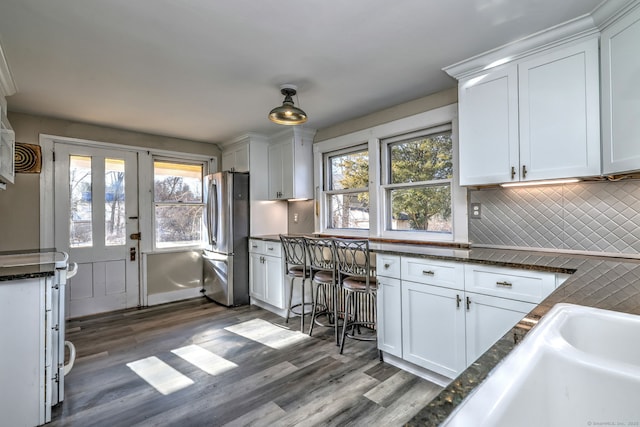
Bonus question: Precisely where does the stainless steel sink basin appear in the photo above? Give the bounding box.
[443,304,640,426]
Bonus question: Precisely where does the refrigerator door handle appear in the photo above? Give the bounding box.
[207,180,218,246]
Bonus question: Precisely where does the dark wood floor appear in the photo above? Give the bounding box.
[51,298,441,427]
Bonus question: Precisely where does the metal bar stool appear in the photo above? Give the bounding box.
[280,235,312,333]
[304,236,341,344]
[333,238,378,355]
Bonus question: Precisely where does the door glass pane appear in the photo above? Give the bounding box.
[69,155,92,247]
[105,158,126,246]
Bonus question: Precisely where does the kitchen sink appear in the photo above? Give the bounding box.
[443,304,640,426]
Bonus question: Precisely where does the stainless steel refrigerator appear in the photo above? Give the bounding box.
[202,171,250,306]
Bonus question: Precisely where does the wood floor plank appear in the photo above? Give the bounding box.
[51,297,442,427]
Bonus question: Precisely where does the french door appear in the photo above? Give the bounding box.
[54,143,140,318]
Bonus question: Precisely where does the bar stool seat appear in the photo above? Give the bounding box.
[342,276,378,291]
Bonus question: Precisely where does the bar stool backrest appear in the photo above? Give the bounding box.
[279,235,308,275]
[333,238,373,292]
[304,237,335,273]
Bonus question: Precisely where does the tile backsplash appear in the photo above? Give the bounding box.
[287,200,315,234]
[469,180,640,255]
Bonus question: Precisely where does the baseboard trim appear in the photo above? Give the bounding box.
[381,352,453,387]
[147,287,203,306]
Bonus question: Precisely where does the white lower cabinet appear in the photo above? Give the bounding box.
[401,281,466,378]
[464,292,535,365]
[377,275,402,357]
[377,254,562,380]
[249,240,284,309]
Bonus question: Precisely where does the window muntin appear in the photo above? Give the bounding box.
[325,147,369,230]
[384,127,453,233]
[153,160,205,248]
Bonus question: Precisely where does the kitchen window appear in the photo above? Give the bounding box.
[381,125,453,234]
[153,160,205,248]
[324,146,370,230]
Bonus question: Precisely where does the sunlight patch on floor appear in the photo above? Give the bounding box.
[171,344,238,376]
[126,356,194,395]
[224,318,310,349]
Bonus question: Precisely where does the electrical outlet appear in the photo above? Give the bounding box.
[470,203,482,219]
[293,213,299,223]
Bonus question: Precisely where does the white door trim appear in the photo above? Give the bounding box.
[39,134,217,251]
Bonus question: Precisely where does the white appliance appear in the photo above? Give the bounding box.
[0,250,77,426]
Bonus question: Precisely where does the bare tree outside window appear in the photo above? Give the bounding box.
[154,161,205,248]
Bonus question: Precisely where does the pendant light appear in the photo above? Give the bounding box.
[268,84,307,125]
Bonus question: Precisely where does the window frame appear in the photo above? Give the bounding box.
[323,144,371,232]
[314,104,467,243]
[380,124,454,237]
[152,157,208,250]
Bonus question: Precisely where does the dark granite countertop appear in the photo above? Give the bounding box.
[0,249,66,281]
[251,235,640,424]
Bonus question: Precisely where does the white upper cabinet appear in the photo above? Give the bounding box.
[268,127,315,200]
[451,24,601,185]
[601,3,640,174]
[517,39,600,182]
[221,143,249,172]
[458,67,519,185]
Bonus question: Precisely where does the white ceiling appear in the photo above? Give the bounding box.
[0,0,604,144]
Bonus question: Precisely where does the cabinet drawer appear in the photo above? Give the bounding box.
[248,239,281,257]
[249,239,265,254]
[264,241,281,257]
[376,254,400,278]
[401,257,464,290]
[464,264,556,303]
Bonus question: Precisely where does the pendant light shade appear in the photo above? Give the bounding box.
[268,84,307,125]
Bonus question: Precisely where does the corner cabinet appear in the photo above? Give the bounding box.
[0,110,15,186]
[456,36,600,185]
[221,143,249,172]
[601,3,640,174]
[268,127,316,200]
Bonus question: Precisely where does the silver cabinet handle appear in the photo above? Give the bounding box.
[456,294,461,308]
[267,247,274,251]
[384,263,390,269]
[422,270,435,276]
[251,244,258,248]
[496,281,513,287]
[466,296,471,311]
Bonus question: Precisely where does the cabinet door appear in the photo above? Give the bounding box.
[465,292,535,366]
[221,151,235,172]
[601,6,640,174]
[280,140,294,199]
[518,38,600,181]
[234,145,250,172]
[268,144,283,199]
[377,276,402,357]
[458,66,519,185]
[264,254,284,308]
[401,281,466,378]
[249,253,265,300]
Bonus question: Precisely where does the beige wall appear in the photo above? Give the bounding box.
[0,112,220,251]
[314,87,457,142]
